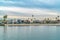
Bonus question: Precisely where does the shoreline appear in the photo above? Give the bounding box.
[5,24,60,26]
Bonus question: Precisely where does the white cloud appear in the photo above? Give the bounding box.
[0,1,25,5]
[34,0,57,5]
[0,6,59,16]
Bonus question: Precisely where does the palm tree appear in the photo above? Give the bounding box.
[56,16,59,21]
[3,15,8,24]
[32,15,34,17]
[30,15,34,23]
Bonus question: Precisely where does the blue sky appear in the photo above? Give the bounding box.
[0,0,60,16]
[0,0,59,9]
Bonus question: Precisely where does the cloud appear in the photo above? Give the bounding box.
[0,0,60,18]
[0,6,59,16]
[35,0,56,5]
[0,1,25,4]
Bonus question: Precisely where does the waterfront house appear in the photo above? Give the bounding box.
[5,15,60,24]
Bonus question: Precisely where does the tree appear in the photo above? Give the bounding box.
[3,15,8,24]
[32,15,34,17]
[56,16,59,20]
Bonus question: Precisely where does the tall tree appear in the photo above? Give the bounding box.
[56,16,59,20]
[3,15,8,24]
[3,15,7,21]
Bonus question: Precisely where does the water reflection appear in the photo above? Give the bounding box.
[0,26,60,40]
[3,26,7,40]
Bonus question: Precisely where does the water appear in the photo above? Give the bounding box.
[0,26,60,40]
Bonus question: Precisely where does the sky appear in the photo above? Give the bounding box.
[0,0,60,17]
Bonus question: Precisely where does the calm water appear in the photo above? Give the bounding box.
[0,26,60,40]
